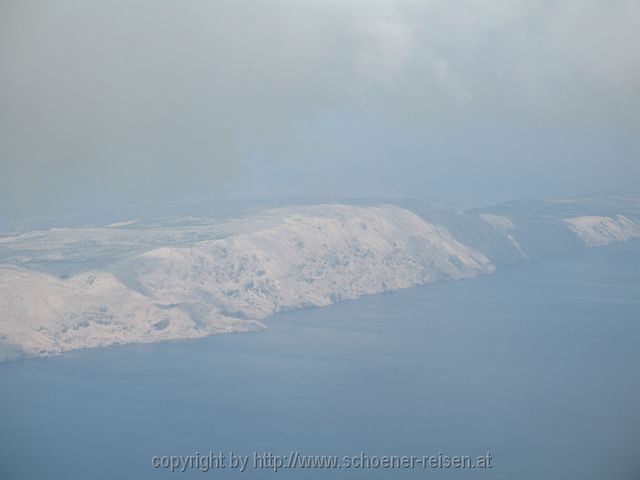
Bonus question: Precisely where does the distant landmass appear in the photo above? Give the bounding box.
[1,195,639,361]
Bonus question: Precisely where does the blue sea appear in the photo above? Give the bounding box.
[1,241,639,479]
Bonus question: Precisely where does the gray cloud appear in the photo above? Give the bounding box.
[1,0,639,219]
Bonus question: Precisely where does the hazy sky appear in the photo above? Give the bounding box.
[1,0,639,219]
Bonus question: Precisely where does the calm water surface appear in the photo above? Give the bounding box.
[1,242,639,479]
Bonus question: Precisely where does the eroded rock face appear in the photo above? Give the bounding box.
[1,199,639,361]
[563,215,640,247]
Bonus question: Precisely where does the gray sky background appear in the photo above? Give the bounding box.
[1,0,639,219]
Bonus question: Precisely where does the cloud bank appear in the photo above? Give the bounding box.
[1,0,639,218]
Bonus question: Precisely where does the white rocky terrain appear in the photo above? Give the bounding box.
[1,198,639,361]
[563,215,640,246]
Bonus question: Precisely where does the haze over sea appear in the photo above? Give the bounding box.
[1,241,639,479]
